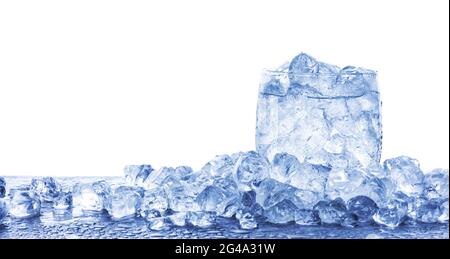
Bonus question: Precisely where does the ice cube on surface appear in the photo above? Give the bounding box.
[139,188,168,219]
[289,162,330,194]
[8,189,41,219]
[186,211,216,228]
[325,167,386,204]
[373,192,409,228]
[383,156,425,196]
[148,216,169,230]
[313,198,347,225]
[233,151,270,191]
[347,196,378,224]
[30,177,61,202]
[167,185,199,212]
[414,198,446,223]
[264,199,298,224]
[196,178,239,215]
[424,169,449,199]
[439,199,449,222]
[53,191,73,210]
[167,212,187,227]
[0,177,5,198]
[72,181,111,212]
[105,186,142,220]
[254,178,302,209]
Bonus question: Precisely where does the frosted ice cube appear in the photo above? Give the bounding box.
[30,177,61,202]
[106,186,142,220]
[294,209,319,226]
[8,188,41,219]
[142,166,174,189]
[264,199,298,224]
[148,217,169,230]
[414,198,445,223]
[139,188,168,219]
[313,198,347,225]
[383,156,425,196]
[347,196,378,224]
[186,211,216,228]
[72,181,111,212]
[424,169,449,199]
[0,177,5,198]
[53,191,72,210]
[233,151,270,191]
[255,178,302,209]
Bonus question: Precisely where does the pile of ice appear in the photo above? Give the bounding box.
[0,154,448,229]
[0,53,447,230]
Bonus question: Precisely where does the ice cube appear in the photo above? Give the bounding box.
[139,188,168,219]
[0,177,5,198]
[167,185,199,212]
[72,181,111,212]
[289,162,330,195]
[424,169,449,199]
[142,166,174,189]
[30,177,61,202]
[414,198,445,223]
[53,191,73,210]
[196,178,239,215]
[201,154,234,178]
[105,186,142,220]
[373,192,409,228]
[294,209,319,226]
[383,156,425,196]
[270,152,301,183]
[186,211,216,228]
[255,178,302,209]
[8,188,41,219]
[264,199,298,224]
[325,167,386,204]
[347,196,378,224]
[124,164,153,186]
[233,151,270,191]
[313,198,347,225]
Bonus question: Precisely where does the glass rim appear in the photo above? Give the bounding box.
[262,68,378,76]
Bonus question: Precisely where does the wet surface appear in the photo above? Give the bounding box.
[1,176,448,239]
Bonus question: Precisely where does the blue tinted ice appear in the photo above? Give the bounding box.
[72,181,111,212]
[347,196,378,224]
[30,177,61,202]
[233,151,270,191]
[313,198,348,226]
[8,188,41,219]
[424,168,449,199]
[256,53,381,169]
[0,198,7,221]
[53,191,73,210]
[106,186,143,220]
[383,156,425,196]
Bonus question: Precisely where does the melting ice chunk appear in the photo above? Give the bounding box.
[313,198,348,226]
[264,199,298,224]
[186,211,216,228]
[196,178,239,216]
[0,198,7,221]
[139,188,168,219]
[347,196,378,224]
[72,181,111,212]
[8,188,41,219]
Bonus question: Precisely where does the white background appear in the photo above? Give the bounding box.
[0,0,448,176]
